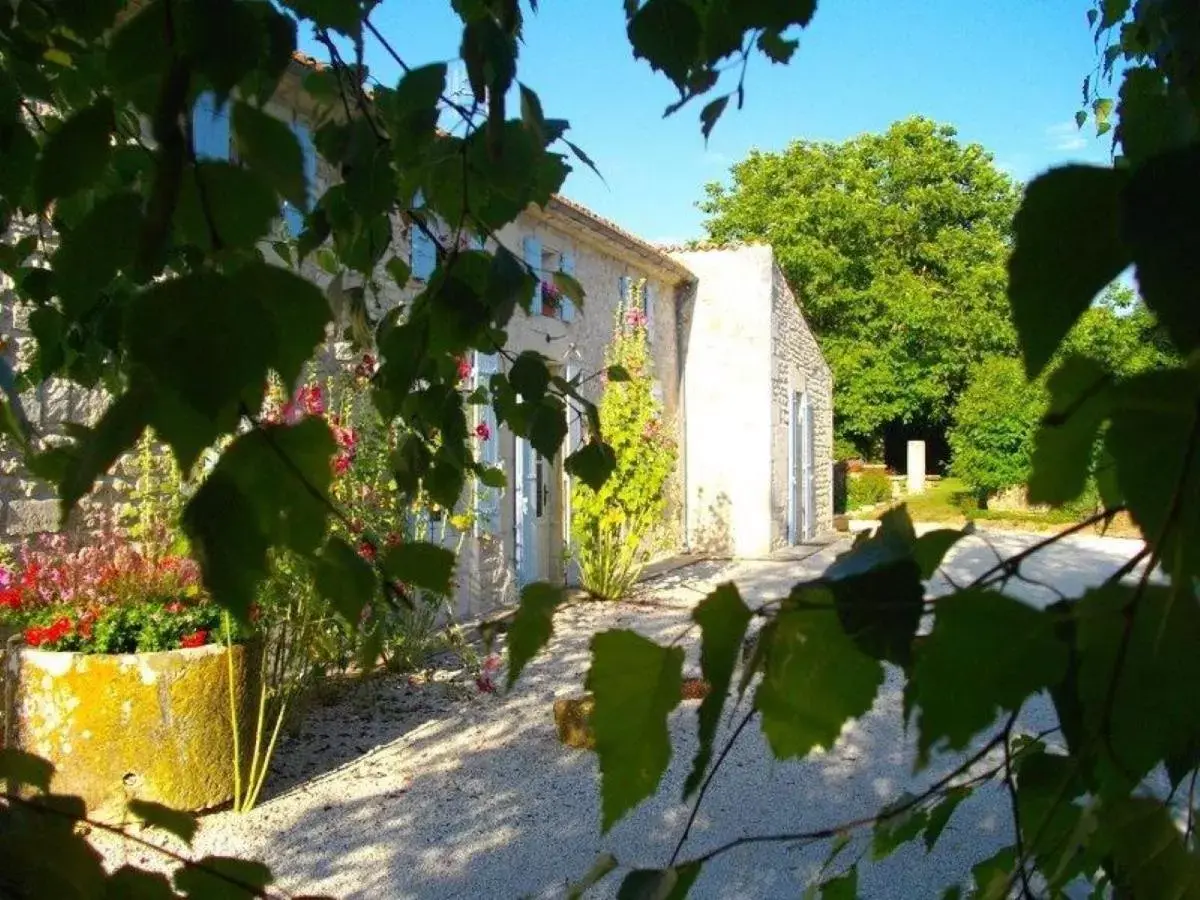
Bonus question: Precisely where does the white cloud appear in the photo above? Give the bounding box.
[1045,121,1087,152]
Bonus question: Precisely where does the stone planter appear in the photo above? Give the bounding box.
[5,642,257,821]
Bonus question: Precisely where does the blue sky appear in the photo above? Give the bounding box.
[300,0,1115,243]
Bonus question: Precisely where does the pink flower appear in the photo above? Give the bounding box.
[357,540,377,562]
[355,354,377,380]
[476,654,501,693]
[299,384,325,416]
[625,307,647,328]
[474,422,491,441]
[457,357,472,381]
[164,600,185,614]
[333,454,353,475]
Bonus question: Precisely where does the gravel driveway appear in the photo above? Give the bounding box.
[98,529,1148,899]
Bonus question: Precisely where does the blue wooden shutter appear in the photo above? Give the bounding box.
[523,235,542,315]
[282,120,317,237]
[410,194,437,280]
[192,92,230,160]
[474,351,502,534]
[559,252,576,322]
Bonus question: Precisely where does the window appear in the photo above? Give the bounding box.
[522,236,576,321]
[411,192,437,280]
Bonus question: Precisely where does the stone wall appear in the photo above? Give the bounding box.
[768,260,835,544]
[671,245,774,557]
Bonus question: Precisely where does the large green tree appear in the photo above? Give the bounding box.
[700,117,1021,456]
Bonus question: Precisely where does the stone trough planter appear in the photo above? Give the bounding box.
[4,642,257,821]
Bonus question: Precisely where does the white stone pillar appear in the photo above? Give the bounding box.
[907,441,926,495]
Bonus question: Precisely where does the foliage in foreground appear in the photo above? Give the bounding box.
[572,284,677,601]
[1,0,1200,898]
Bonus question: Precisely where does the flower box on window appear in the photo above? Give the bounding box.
[540,280,563,316]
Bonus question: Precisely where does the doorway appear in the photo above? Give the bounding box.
[788,391,816,544]
[514,436,557,585]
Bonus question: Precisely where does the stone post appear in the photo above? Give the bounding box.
[907,441,926,495]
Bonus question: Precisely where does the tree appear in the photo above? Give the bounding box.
[700,117,1022,458]
[948,356,1043,504]
[4,0,1200,898]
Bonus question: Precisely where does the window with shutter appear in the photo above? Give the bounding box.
[523,235,542,315]
[474,351,503,534]
[560,252,576,322]
[282,119,317,237]
[192,92,230,161]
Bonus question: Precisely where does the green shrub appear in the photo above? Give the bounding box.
[846,470,892,509]
[948,356,1045,506]
[573,283,677,601]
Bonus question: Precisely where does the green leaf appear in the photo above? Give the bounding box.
[819,866,857,900]
[684,583,753,798]
[1120,144,1200,354]
[105,866,178,900]
[1028,356,1111,506]
[529,395,568,459]
[1074,583,1200,787]
[909,590,1068,766]
[627,0,703,87]
[506,582,564,688]
[1008,165,1130,377]
[567,853,619,900]
[1116,67,1198,166]
[699,95,729,141]
[127,800,198,845]
[1013,748,1090,887]
[606,365,632,383]
[509,351,550,401]
[184,419,335,621]
[173,855,272,899]
[175,162,279,250]
[279,0,361,34]
[923,786,970,852]
[755,587,883,759]
[1104,369,1200,579]
[315,537,377,627]
[912,529,966,580]
[617,863,701,900]
[52,191,143,318]
[757,29,799,64]
[0,749,54,793]
[586,629,683,832]
[871,796,927,860]
[825,507,924,668]
[1097,797,1200,898]
[231,101,307,208]
[1074,109,1087,128]
[552,269,585,306]
[230,262,331,389]
[383,541,456,596]
[970,847,1016,900]
[57,386,150,521]
[386,257,411,288]
[566,441,616,490]
[35,98,114,209]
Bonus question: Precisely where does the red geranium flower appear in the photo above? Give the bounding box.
[333,454,353,475]
[180,630,208,649]
[24,625,46,647]
[474,422,491,441]
[357,540,377,562]
[0,587,23,610]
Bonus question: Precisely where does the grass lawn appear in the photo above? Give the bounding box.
[867,477,1141,537]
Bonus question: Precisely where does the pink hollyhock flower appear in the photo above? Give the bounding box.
[474,422,491,441]
[333,454,353,475]
[457,357,472,381]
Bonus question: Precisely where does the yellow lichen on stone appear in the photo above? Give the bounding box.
[7,643,258,822]
[553,694,596,750]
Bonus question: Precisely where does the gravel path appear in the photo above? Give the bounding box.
[97,529,1147,899]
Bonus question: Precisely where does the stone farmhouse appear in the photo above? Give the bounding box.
[0,56,834,618]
